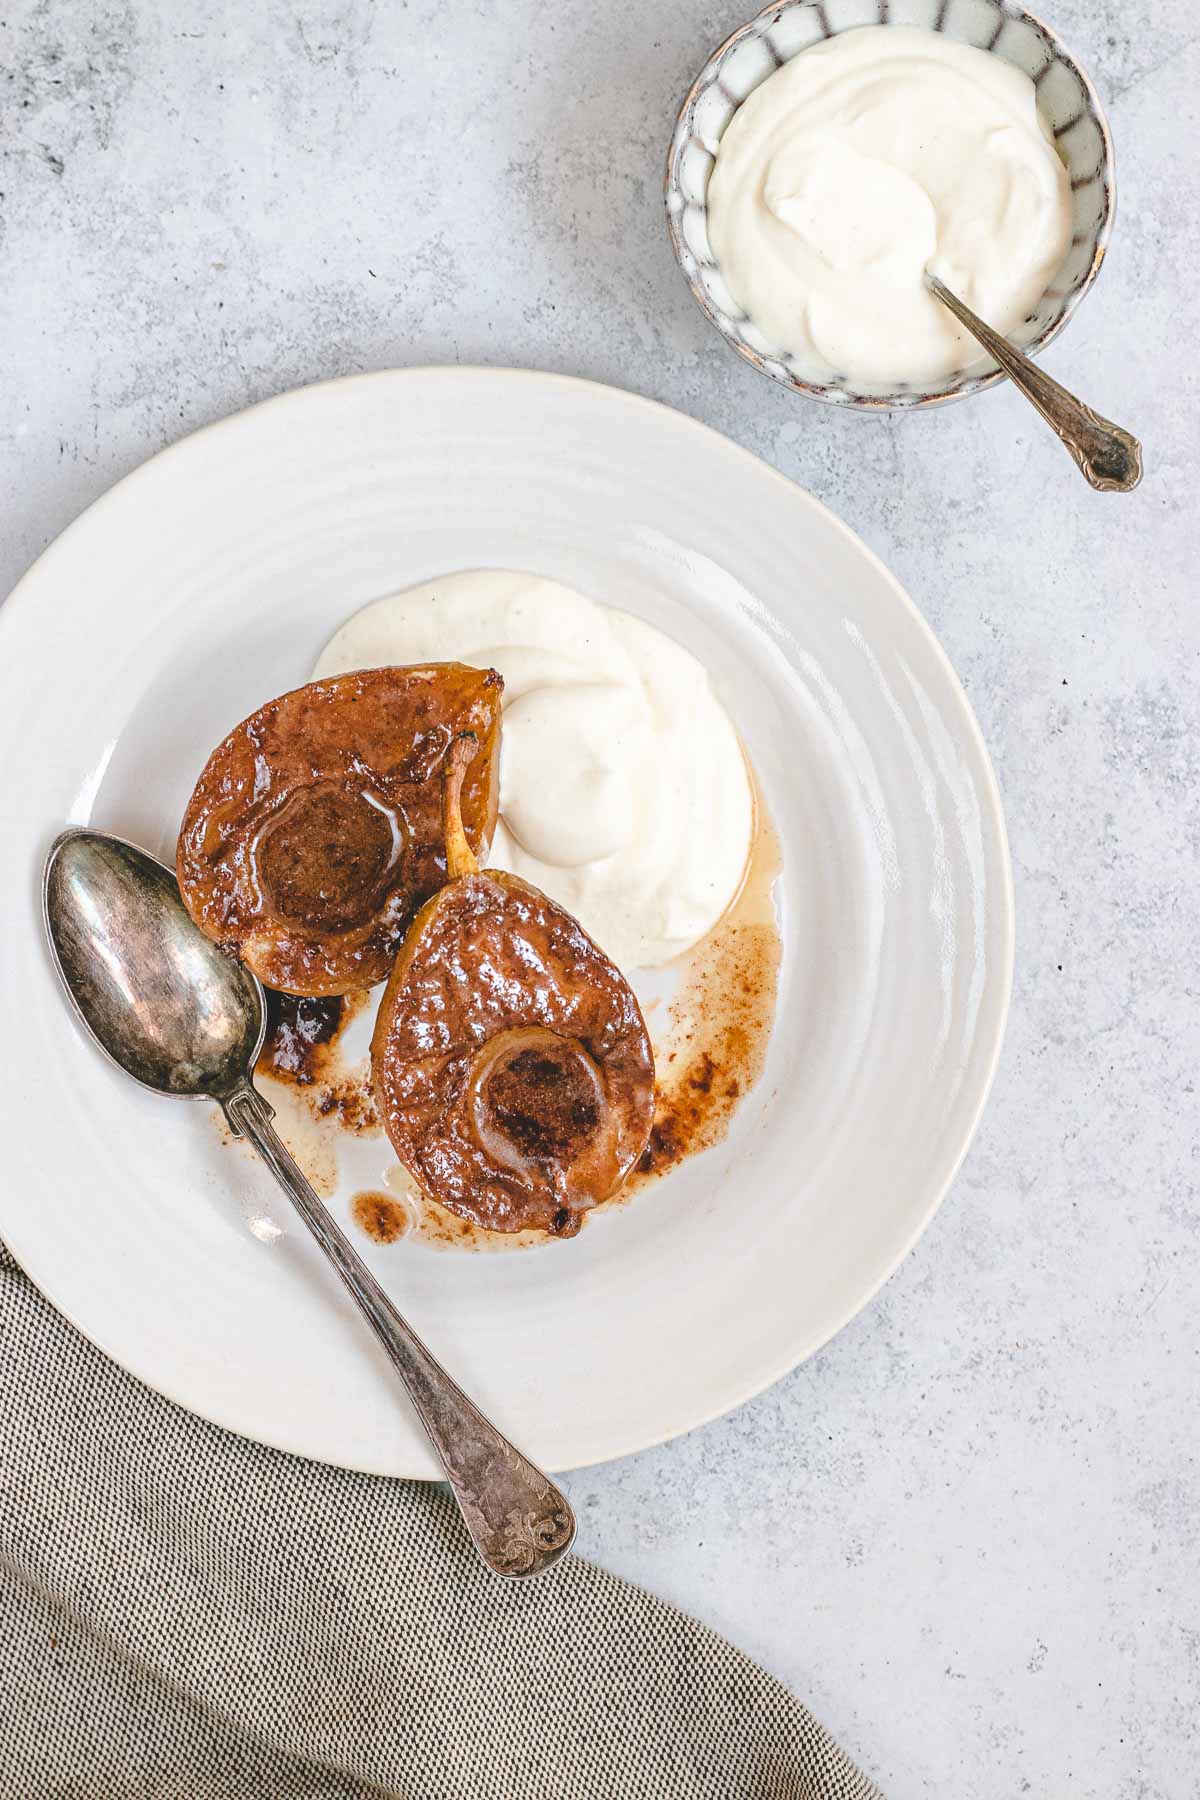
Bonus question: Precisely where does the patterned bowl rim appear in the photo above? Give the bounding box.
[665,0,1117,411]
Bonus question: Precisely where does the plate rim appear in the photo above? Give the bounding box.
[0,365,1014,1474]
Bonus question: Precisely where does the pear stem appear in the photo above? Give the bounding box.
[443,733,480,880]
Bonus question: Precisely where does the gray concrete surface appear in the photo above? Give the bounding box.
[2,2,1196,1793]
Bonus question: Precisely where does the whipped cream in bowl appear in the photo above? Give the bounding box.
[666,0,1114,407]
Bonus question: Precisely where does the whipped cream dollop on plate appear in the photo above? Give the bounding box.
[313,569,755,970]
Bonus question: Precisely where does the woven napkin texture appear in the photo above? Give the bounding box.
[0,1244,882,1799]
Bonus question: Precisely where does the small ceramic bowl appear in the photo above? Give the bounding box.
[665,0,1115,409]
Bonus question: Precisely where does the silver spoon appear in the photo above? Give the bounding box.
[42,826,576,1580]
[925,272,1142,493]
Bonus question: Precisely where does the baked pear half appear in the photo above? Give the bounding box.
[372,735,654,1237]
[177,665,502,996]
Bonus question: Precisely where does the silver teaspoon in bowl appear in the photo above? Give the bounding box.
[42,827,576,1580]
[925,272,1142,493]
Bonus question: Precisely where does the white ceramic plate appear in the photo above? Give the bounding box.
[0,369,1011,1478]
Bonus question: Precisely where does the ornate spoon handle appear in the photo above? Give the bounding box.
[926,273,1142,493]
[224,1081,576,1578]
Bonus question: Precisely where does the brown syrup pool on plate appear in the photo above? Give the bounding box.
[257,988,380,1134]
[350,1188,411,1244]
[626,808,781,1194]
[260,990,346,1083]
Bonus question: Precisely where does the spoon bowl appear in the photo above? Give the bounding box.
[44,828,265,1099]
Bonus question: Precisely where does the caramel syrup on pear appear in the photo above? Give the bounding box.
[378,801,783,1243]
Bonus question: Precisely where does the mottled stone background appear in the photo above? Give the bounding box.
[2,2,1196,1794]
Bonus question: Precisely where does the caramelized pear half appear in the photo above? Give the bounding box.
[372,736,655,1237]
[177,665,502,996]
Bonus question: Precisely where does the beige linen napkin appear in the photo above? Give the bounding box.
[0,1244,882,1799]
